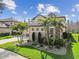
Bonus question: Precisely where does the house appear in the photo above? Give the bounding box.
[68,21,79,33]
[0,17,19,34]
[28,14,66,43]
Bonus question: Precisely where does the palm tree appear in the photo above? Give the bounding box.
[42,13,56,46]
[56,19,66,39]
[37,13,66,46]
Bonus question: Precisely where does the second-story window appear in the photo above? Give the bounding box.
[36,28,39,31]
[41,28,44,31]
[32,28,34,31]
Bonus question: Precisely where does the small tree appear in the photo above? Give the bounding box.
[11,22,28,44]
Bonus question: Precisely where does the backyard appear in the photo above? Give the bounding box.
[0,34,79,59]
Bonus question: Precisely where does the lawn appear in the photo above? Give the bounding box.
[0,42,52,59]
[0,34,79,59]
[0,36,13,40]
[72,33,79,42]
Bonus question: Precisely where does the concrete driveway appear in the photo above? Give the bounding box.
[0,36,29,59]
[0,48,27,59]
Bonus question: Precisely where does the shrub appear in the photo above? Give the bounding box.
[12,31,22,35]
[49,37,54,46]
[0,33,10,37]
[27,40,31,42]
[42,37,48,45]
[54,39,65,47]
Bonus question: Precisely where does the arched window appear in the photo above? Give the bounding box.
[32,32,35,41]
[38,32,43,43]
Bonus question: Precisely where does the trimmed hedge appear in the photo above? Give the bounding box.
[0,33,10,37]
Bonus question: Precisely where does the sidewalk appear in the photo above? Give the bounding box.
[0,36,29,44]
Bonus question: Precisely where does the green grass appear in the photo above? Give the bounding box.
[0,34,79,59]
[0,42,52,59]
[0,41,79,59]
[72,33,79,42]
[0,36,13,40]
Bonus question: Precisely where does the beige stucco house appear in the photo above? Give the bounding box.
[0,18,19,34]
[28,14,66,43]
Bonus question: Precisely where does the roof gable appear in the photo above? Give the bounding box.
[29,14,66,26]
[32,15,46,22]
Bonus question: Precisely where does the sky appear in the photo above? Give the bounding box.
[0,0,79,22]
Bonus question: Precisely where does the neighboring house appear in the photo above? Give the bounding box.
[67,21,79,33]
[28,14,66,42]
[0,18,18,34]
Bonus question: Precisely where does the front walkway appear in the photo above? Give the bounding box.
[0,48,27,59]
[0,36,29,44]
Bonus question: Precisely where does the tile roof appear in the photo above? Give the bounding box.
[29,14,66,26]
[0,18,18,22]
[0,22,7,28]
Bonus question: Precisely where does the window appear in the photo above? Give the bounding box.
[50,28,53,37]
[41,28,44,31]
[36,28,39,31]
[32,28,34,31]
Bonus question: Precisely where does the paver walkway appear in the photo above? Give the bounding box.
[0,36,28,59]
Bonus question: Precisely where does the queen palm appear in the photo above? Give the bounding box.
[37,13,66,46]
[55,21,66,39]
[42,13,56,46]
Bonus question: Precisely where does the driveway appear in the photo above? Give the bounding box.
[0,48,27,59]
[0,36,29,59]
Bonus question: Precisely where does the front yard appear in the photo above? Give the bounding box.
[0,34,79,59]
[0,42,52,59]
[0,41,79,59]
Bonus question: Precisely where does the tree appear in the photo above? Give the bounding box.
[11,22,28,44]
[11,22,28,32]
[42,13,56,46]
[39,13,66,46]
